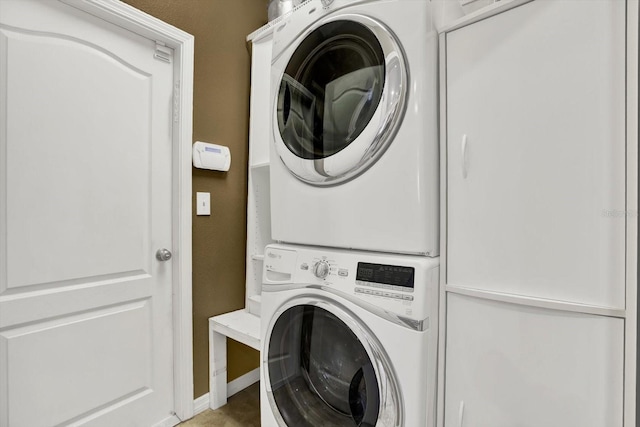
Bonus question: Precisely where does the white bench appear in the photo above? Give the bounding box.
[208,309,261,410]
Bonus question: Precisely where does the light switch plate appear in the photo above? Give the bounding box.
[196,192,211,216]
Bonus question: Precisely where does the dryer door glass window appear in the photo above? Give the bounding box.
[277,21,385,160]
[267,305,380,426]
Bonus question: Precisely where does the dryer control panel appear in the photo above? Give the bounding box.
[263,244,439,321]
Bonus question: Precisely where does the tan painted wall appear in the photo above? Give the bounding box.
[122,0,268,398]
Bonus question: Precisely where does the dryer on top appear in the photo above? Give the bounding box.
[269,0,439,256]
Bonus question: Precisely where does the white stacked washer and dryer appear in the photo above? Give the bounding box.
[260,0,443,426]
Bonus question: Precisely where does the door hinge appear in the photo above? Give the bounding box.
[154,41,172,63]
[173,80,181,123]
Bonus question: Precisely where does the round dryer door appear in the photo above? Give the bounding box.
[264,299,401,427]
[274,16,407,185]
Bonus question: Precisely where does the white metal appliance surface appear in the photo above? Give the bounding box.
[260,244,440,427]
[269,0,439,255]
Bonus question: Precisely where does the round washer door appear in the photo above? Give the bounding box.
[274,15,407,185]
[264,297,402,427]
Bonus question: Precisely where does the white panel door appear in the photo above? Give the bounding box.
[444,293,624,427]
[0,0,175,425]
[445,0,626,308]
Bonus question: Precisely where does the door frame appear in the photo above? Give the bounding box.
[59,0,195,420]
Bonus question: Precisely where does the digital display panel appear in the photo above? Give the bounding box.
[356,262,415,288]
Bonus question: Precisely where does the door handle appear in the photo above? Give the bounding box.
[462,134,469,179]
[156,248,172,261]
[458,400,465,427]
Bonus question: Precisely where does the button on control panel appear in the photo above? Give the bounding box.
[354,279,414,302]
[313,260,330,279]
[355,287,413,301]
[355,280,414,293]
[297,257,351,282]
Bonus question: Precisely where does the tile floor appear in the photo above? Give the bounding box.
[179,382,261,426]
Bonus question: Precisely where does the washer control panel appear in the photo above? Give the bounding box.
[264,244,439,320]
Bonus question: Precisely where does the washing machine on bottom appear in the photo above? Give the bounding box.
[260,244,439,427]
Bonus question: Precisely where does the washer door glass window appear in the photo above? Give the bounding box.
[275,18,406,185]
[267,305,382,426]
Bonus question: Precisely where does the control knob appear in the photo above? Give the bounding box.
[313,260,330,279]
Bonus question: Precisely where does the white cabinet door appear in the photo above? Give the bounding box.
[444,293,624,427]
[445,0,626,308]
[0,0,176,425]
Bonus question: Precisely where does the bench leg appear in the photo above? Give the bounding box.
[209,328,228,410]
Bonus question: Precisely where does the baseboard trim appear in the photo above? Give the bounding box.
[153,414,182,427]
[194,367,260,416]
[228,367,260,397]
[193,393,210,416]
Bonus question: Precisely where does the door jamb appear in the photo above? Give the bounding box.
[59,0,195,420]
